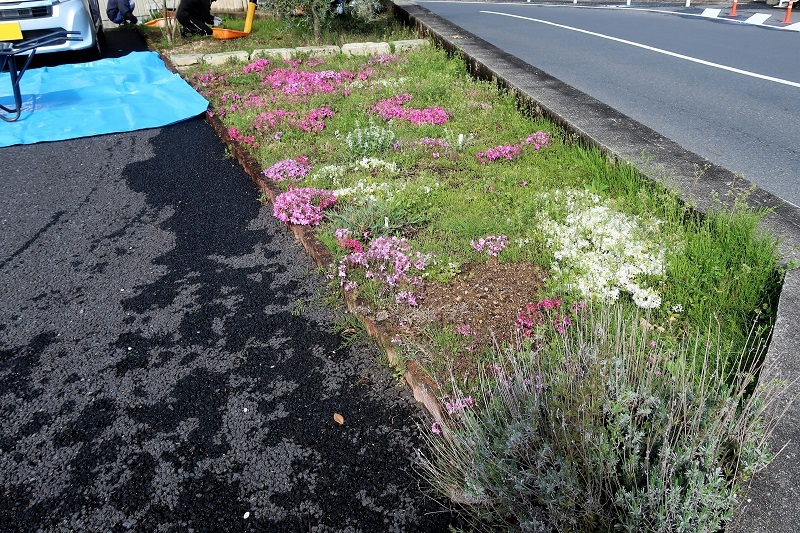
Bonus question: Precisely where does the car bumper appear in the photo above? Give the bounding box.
[2,0,95,53]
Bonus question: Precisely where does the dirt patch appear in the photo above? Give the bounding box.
[379,261,548,378]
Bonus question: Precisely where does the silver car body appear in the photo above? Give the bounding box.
[0,0,103,54]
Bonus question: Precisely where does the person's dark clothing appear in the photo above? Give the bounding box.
[106,0,137,25]
[177,0,214,36]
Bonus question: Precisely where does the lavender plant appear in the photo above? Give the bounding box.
[418,304,782,532]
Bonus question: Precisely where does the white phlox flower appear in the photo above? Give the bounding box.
[537,189,668,309]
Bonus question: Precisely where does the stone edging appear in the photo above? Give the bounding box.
[196,105,446,428]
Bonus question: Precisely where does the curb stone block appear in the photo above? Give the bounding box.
[392,39,429,53]
[341,41,391,56]
[169,53,203,67]
[251,48,295,60]
[295,45,340,57]
[202,51,251,65]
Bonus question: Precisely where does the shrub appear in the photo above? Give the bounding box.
[418,303,780,532]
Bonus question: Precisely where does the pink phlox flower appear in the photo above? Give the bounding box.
[227,128,258,147]
[337,236,433,291]
[395,291,420,307]
[553,314,572,335]
[262,157,311,182]
[335,230,364,254]
[298,107,334,133]
[263,68,354,96]
[522,131,551,149]
[431,422,442,434]
[476,131,551,164]
[367,54,403,65]
[243,58,271,74]
[446,396,474,415]
[369,94,450,125]
[476,144,522,164]
[456,324,473,336]
[471,235,508,258]
[517,298,572,337]
[571,301,588,313]
[273,188,337,226]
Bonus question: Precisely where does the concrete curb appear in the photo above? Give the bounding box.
[167,39,429,68]
[388,0,800,530]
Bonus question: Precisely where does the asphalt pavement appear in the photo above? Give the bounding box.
[0,29,453,531]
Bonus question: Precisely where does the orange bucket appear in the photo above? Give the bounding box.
[213,0,256,40]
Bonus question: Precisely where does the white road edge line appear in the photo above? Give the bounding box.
[480,10,800,89]
[423,2,800,31]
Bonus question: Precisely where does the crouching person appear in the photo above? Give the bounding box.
[177,0,216,37]
[106,0,138,25]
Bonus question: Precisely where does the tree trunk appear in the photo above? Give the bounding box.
[311,7,321,42]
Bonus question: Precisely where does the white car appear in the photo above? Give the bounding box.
[0,0,104,56]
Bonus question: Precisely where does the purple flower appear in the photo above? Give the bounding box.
[273,188,337,226]
[471,235,508,258]
[446,396,474,415]
[262,158,311,182]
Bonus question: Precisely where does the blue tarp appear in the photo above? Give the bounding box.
[0,51,208,147]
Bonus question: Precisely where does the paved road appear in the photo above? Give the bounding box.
[418,1,800,206]
[1,30,453,531]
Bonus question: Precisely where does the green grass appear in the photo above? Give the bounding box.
[181,41,780,366]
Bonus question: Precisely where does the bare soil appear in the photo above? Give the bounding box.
[379,261,548,380]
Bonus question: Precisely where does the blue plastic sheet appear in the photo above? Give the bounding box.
[0,51,208,147]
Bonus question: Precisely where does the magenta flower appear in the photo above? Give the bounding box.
[445,396,474,415]
[471,235,508,258]
[263,68,354,96]
[273,188,337,226]
[243,58,271,74]
[227,128,257,147]
[395,291,420,307]
[262,157,311,182]
[336,236,433,292]
[516,297,578,338]
[369,94,450,125]
[476,131,551,163]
